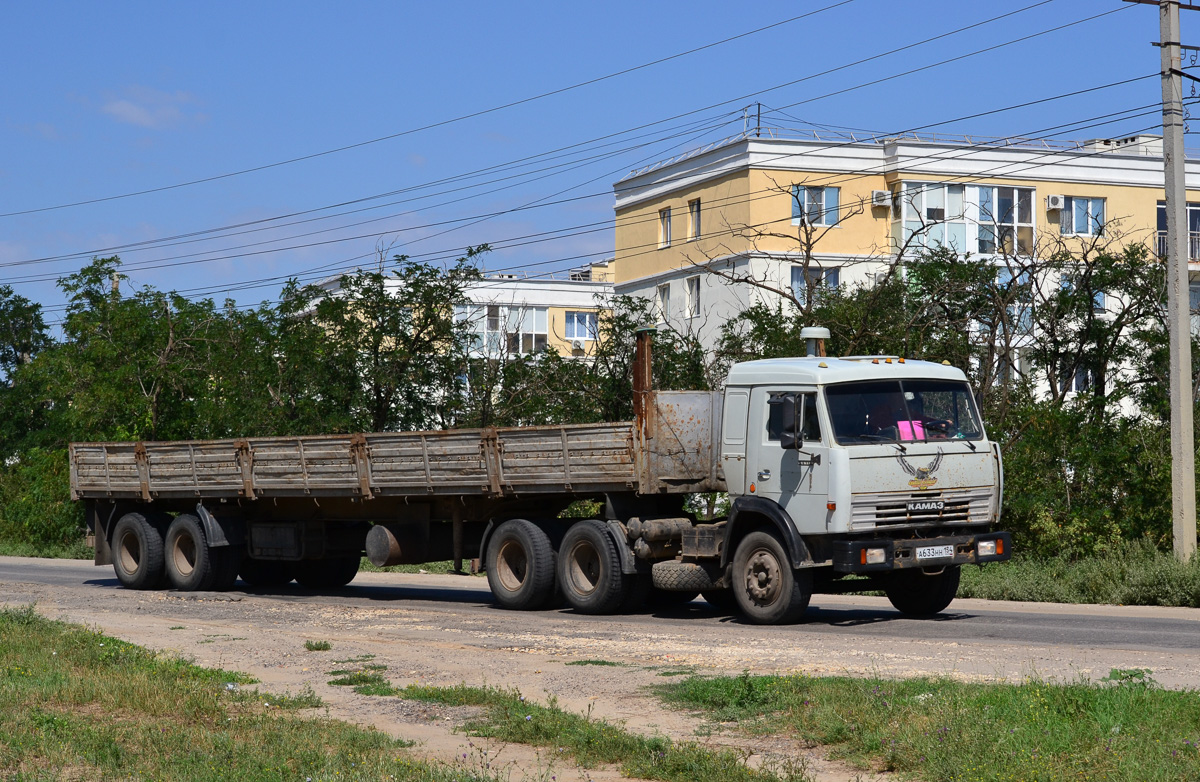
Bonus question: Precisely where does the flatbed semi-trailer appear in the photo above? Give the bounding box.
[72,329,1011,624]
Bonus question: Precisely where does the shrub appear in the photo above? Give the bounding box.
[0,448,84,550]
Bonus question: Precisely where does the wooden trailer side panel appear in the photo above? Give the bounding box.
[70,423,645,501]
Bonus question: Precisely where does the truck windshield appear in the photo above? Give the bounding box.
[825,379,983,445]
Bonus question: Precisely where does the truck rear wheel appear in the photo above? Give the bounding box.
[294,556,360,588]
[885,566,961,616]
[164,514,239,592]
[111,512,166,590]
[486,519,556,610]
[239,557,295,587]
[732,530,811,624]
[557,520,625,614]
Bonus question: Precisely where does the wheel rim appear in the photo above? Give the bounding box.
[171,532,197,579]
[495,539,528,592]
[566,540,601,596]
[116,529,141,574]
[744,547,783,606]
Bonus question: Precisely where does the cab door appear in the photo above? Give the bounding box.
[747,387,830,535]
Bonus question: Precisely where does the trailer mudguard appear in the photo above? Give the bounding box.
[722,497,812,569]
[195,503,245,548]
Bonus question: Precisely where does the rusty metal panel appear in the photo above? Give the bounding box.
[639,391,726,494]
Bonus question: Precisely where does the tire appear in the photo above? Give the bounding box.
[239,557,295,587]
[884,566,961,616]
[111,512,166,590]
[294,556,361,589]
[557,520,626,614]
[164,514,240,592]
[731,530,812,625]
[651,560,716,592]
[485,519,557,610]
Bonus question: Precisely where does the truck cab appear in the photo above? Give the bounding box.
[705,353,1010,623]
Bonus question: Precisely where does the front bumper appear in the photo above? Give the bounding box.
[832,531,1012,573]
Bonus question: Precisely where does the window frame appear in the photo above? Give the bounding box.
[791,185,840,227]
[1061,196,1105,237]
[659,207,672,248]
[688,198,701,241]
[564,310,598,341]
[655,283,671,323]
[685,275,700,319]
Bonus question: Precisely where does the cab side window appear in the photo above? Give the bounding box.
[800,393,821,441]
[766,392,822,444]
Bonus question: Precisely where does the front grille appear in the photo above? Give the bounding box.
[850,487,993,530]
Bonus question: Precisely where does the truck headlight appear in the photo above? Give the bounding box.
[864,547,885,565]
[977,540,997,557]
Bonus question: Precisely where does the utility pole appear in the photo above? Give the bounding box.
[1127,0,1200,559]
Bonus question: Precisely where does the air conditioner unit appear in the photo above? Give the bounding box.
[570,338,585,351]
[1046,194,1066,211]
[871,190,891,209]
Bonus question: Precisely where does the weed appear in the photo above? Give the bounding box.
[565,659,623,667]
[304,640,332,651]
[0,605,473,780]
[659,671,1200,781]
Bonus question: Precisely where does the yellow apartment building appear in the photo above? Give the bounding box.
[610,131,1199,351]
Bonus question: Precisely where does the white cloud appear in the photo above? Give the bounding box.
[101,86,202,130]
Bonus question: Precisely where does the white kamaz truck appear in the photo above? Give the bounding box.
[70,328,1010,624]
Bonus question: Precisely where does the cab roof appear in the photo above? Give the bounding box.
[725,356,970,387]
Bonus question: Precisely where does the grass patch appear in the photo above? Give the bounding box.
[0,539,93,559]
[960,539,1200,607]
[565,659,623,667]
[304,640,332,651]
[658,670,1200,781]
[398,683,806,781]
[169,626,185,631]
[359,558,468,574]
[0,604,499,781]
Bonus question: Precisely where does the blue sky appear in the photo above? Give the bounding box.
[1,1,1192,327]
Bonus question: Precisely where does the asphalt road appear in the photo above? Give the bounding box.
[3,555,1199,688]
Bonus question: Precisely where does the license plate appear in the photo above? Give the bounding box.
[916,544,955,561]
[907,500,944,513]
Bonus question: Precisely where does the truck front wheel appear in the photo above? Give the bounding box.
[164,514,239,592]
[557,520,625,614]
[111,512,167,590]
[884,566,960,616]
[732,530,811,624]
[486,519,556,610]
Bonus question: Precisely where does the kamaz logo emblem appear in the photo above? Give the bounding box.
[896,448,944,490]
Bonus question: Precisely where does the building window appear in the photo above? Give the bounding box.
[656,283,671,322]
[564,311,598,341]
[997,267,1033,336]
[685,276,700,318]
[1061,197,1105,236]
[791,186,840,227]
[659,207,672,248]
[979,186,1035,255]
[790,264,840,304]
[688,199,701,240]
[1060,274,1105,313]
[505,306,548,354]
[894,182,968,251]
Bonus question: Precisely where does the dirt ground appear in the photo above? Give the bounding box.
[4,561,1199,781]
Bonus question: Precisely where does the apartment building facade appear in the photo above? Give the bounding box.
[610,131,1200,353]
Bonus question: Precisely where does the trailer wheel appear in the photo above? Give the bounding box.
[557,520,625,614]
[732,530,811,625]
[164,514,239,592]
[294,556,360,588]
[485,519,556,610]
[239,558,295,587]
[884,566,961,616]
[111,512,166,590]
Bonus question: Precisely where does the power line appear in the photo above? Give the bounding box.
[0,2,857,219]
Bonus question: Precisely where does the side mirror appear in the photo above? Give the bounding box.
[770,393,802,450]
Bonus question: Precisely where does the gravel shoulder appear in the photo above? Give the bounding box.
[4,558,1200,781]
